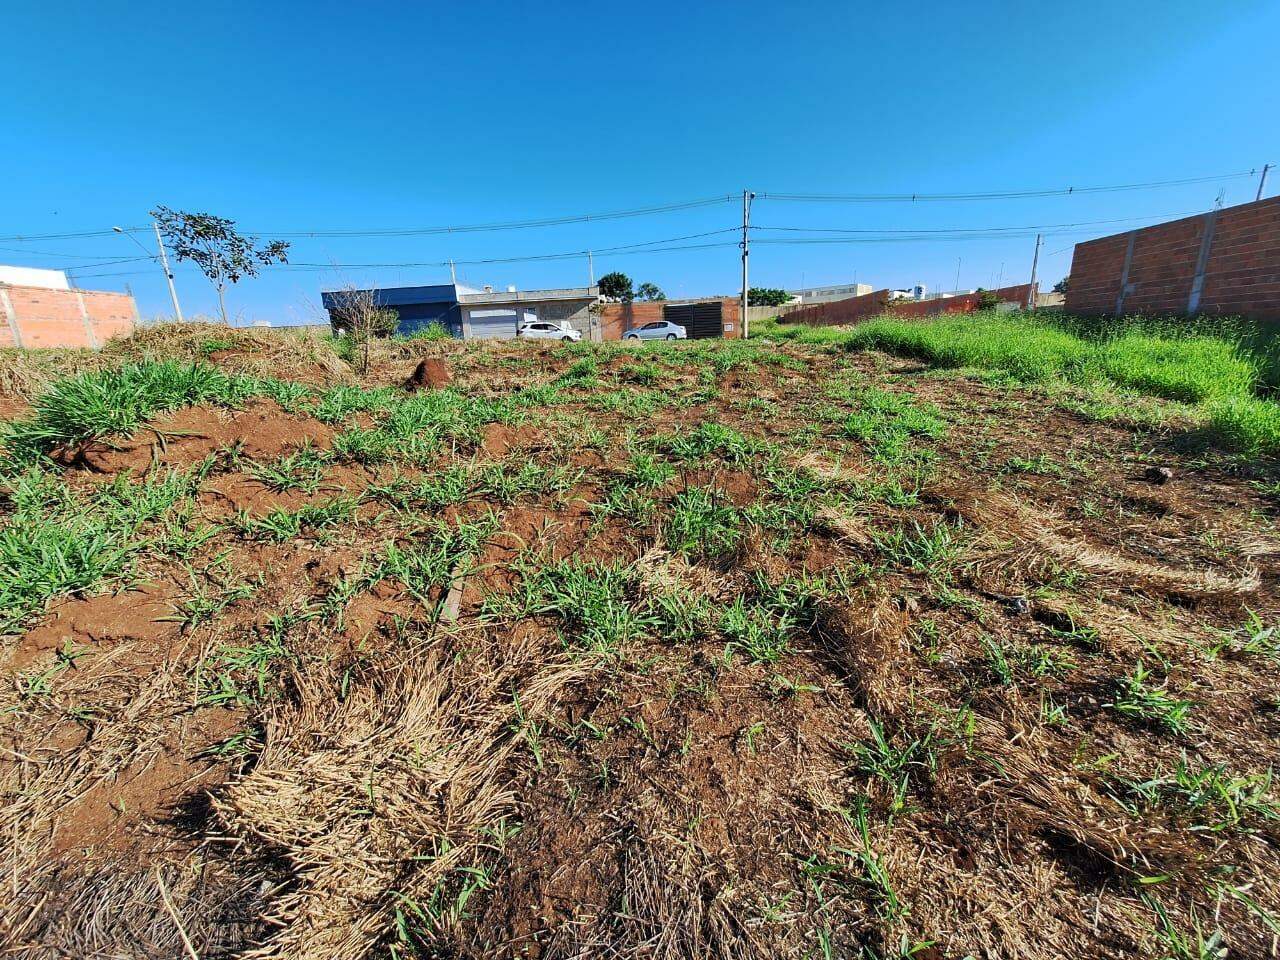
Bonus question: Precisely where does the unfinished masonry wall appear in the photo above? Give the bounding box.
[0,284,138,349]
[785,284,1035,327]
[1065,195,1280,322]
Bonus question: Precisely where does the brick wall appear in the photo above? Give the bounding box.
[1065,195,1280,322]
[0,285,137,349]
[598,302,663,341]
[596,299,741,340]
[786,284,1035,327]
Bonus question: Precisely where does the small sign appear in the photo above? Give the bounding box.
[723,323,734,331]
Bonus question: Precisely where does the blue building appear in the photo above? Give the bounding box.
[321,282,600,340]
[320,283,468,338]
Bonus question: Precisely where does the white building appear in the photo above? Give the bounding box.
[0,265,70,290]
[787,282,873,304]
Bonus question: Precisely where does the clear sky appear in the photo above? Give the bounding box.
[4,0,1279,324]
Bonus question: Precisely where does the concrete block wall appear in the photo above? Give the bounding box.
[1065,195,1280,322]
[0,284,137,349]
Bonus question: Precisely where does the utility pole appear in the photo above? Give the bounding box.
[587,250,594,287]
[953,257,962,296]
[151,221,184,322]
[740,189,754,338]
[449,259,457,285]
[1026,233,1042,310]
[1256,164,1271,201]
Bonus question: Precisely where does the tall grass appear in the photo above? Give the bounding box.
[2,361,250,465]
[756,312,1280,456]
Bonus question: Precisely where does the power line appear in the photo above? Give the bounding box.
[0,244,154,261]
[0,196,735,244]
[62,267,158,280]
[253,196,735,238]
[2,166,1268,244]
[757,168,1267,203]
[751,210,1201,236]
[279,228,740,270]
[0,226,149,243]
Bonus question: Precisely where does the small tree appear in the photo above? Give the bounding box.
[1053,277,1070,295]
[598,271,634,302]
[326,286,399,374]
[151,206,290,324]
[748,287,791,307]
[635,282,666,302]
[974,288,1001,310]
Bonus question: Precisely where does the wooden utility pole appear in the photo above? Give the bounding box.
[1026,233,1042,310]
[740,189,753,338]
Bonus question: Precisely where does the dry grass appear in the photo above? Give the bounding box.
[939,484,1262,599]
[1,332,1278,959]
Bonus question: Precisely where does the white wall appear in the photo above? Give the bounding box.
[0,265,70,289]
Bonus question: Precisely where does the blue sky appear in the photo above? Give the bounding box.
[4,0,1278,324]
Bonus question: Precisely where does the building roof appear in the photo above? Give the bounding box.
[321,283,599,311]
[459,286,598,305]
[320,283,459,309]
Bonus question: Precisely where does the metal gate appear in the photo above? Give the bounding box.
[467,309,518,339]
[663,301,723,339]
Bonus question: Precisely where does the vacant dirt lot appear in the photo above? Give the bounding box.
[2,327,1278,959]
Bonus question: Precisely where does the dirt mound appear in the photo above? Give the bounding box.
[52,400,334,476]
[11,584,178,672]
[404,358,453,390]
[109,322,352,387]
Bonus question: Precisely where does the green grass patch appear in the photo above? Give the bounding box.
[3,361,253,465]
[759,311,1280,456]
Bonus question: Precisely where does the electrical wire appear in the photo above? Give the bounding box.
[0,197,735,244]
[252,196,736,238]
[2,166,1268,243]
[757,169,1266,203]
[279,228,740,270]
[0,244,155,261]
[751,210,1201,236]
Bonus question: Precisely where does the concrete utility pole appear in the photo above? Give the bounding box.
[740,189,754,338]
[587,250,594,287]
[449,259,457,285]
[1258,164,1272,202]
[150,222,184,322]
[1026,233,1042,310]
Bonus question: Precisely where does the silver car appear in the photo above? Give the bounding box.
[624,320,687,341]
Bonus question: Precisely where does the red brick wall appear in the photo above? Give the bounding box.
[787,284,1035,327]
[598,302,663,341]
[1065,195,1280,321]
[0,285,137,349]
[597,298,741,340]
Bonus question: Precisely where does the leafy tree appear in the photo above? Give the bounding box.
[1053,277,1069,295]
[635,282,666,302]
[974,288,1001,310]
[598,271,634,302]
[151,206,290,324]
[748,287,791,307]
